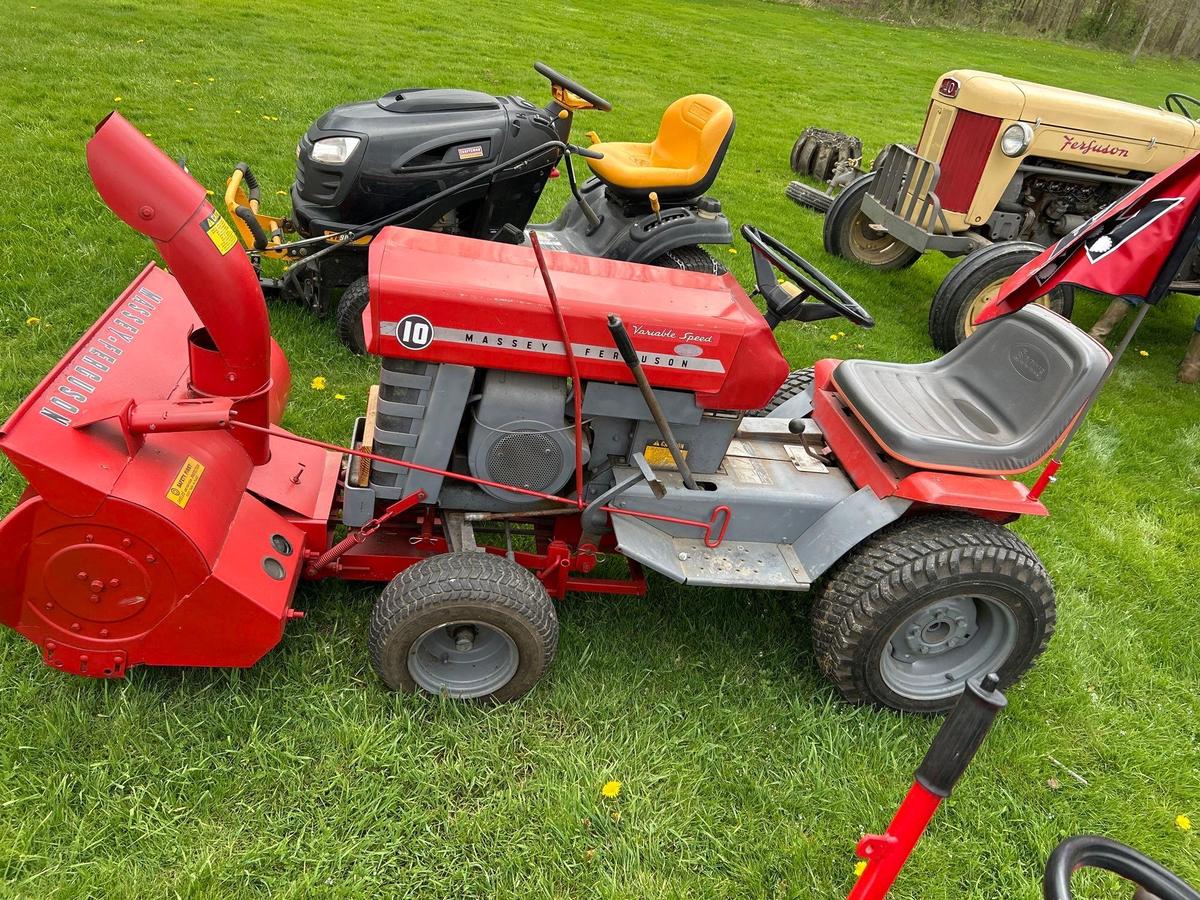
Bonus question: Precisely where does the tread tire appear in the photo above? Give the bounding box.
[748,368,814,417]
[368,552,558,702]
[335,275,371,355]
[928,242,1075,352]
[650,245,727,275]
[823,173,921,271]
[810,513,1056,714]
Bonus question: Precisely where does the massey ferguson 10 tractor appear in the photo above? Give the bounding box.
[14,110,1200,716]
[822,69,1200,349]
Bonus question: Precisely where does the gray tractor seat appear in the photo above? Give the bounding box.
[831,305,1111,474]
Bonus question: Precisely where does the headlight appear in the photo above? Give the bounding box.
[311,136,361,165]
[999,123,1034,157]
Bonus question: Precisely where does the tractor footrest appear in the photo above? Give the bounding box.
[611,515,811,591]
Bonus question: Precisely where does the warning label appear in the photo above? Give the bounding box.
[643,441,687,469]
[166,456,205,508]
[201,209,237,255]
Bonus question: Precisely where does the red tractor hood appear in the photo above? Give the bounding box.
[366,228,789,411]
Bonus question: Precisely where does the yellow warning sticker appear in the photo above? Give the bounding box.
[643,441,687,469]
[201,209,237,255]
[166,456,205,508]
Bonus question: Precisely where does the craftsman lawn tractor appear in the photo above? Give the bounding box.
[227,62,736,353]
[821,70,1200,349]
[9,109,1175,716]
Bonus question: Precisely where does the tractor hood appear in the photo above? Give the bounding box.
[937,70,1200,150]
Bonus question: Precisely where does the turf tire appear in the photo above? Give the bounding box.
[369,552,558,702]
[810,513,1056,714]
[335,275,371,355]
[748,368,814,417]
[650,245,727,275]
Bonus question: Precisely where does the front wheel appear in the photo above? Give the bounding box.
[928,242,1075,352]
[823,173,921,271]
[810,513,1056,714]
[649,245,727,275]
[335,275,371,355]
[368,552,559,702]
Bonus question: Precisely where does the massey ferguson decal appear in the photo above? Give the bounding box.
[378,321,725,372]
[37,286,163,427]
[1060,134,1130,159]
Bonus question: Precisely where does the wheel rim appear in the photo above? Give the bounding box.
[963,276,1052,338]
[880,596,1018,701]
[408,620,519,699]
[847,212,913,266]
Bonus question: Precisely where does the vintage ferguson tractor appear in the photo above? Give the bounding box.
[821,69,1200,349]
[8,110,1176,715]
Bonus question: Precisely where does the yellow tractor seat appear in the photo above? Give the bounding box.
[587,94,735,200]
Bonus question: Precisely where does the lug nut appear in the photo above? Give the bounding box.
[90,580,104,592]
[108,579,120,588]
[76,571,88,581]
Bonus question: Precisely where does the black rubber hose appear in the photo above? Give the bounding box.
[1043,835,1200,900]
[234,162,261,204]
[234,205,269,251]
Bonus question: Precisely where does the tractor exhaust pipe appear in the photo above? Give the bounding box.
[86,111,275,463]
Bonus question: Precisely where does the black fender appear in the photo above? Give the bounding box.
[609,208,733,263]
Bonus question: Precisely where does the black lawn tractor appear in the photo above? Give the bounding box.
[226,62,737,352]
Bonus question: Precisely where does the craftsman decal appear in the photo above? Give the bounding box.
[37,286,163,428]
[166,456,205,508]
[456,144,485,161]
[395,314,434,350]
[201,209,238,255]
[1059,135,1130,159]
[1084,197,1184,263]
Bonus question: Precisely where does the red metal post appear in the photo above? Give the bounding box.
[847,783,943,900]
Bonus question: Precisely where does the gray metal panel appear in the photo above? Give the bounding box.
[402,363,475,502]
[341,417,377,527]
[791,486,911,581]
[582,382,703,425]
[766,392,813,420]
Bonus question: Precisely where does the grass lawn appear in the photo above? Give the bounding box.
[2,1,1199,897]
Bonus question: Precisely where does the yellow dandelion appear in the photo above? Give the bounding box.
[310,376,327,390]
[25,316,40,327]
[1139,349,1149,357]
[276,190,287,196]
[600,780,621,799]
[334,393,348,401]
[144,133,151,138]
[187,107,194,112]
[207,77,215,82]
[829,334,840,341]
[854,860,868,877]
[175,79,182,83]
[727,247,738,254]
[191,81,199,85]
[838,332,846,337]
[113,96,122,102]
[584,849,596,862]
[262,115,272,121]
[235,109,242,114]
[1177,814,1192,831]
[135,38,144,43]
[205,190,215,196]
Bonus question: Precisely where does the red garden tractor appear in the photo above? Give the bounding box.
[2,110,1177,716]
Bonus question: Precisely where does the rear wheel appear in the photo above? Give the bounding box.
[810,513,1056,714]
[335,275,371,355]
[649,245,726,275]
[823,173,921,271]
[785,181,834,214]
[748,368,814,417]
[928,242,1075,352]
[368,552,558,702]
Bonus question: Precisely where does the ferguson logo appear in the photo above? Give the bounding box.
[1060,134,1130,158]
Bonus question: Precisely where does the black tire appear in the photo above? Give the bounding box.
[928,242,1075,352]
[335,275,371,355]
[748,368,814,417]
[790,127,834,174]
[810,513,1056,714]
[368,552,558,702]
[869,143,915,173]
[650,246,727,275]
[785,181,834,214]
[823,173,921,271]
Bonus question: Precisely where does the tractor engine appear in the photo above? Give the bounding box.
[341,226,790,524]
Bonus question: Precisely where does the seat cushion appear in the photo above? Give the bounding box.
[831,306,1111,474]
[587,94,734,197]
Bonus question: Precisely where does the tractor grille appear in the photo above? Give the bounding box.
[935,111,1002,214]
[486,431,564,491]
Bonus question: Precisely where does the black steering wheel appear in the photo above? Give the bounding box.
[740,225,874,328]
[534,62,613,112]
[1164,92,1200,119]
[1043,836,1200,900]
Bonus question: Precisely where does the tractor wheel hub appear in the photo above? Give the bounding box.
[43,543,151,624]
[896,600,977,661]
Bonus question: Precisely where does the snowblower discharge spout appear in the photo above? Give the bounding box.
[0,113,325,680]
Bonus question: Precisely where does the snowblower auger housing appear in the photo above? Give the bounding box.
[0,113,1091,713]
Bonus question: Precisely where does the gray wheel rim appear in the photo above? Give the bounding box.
[880,596,1017,701]
[408,620,519,699]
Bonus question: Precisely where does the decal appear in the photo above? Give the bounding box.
[456,144,486,161]
[631,324,715,344]
[395,314,434,350]
[1084,197,1184,263]
[643,441,687,469]
[1059,134,1131,159]
[201,209,237,255]
[166,456,205,509]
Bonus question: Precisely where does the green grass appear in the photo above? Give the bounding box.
[1,1,1199,897]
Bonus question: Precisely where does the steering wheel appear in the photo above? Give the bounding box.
[1164,92,1200,119]
[1043,836,1200,899]
[534,62,613,112]
[740,224,874,328]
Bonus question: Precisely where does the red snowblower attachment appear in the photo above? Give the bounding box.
[0,112,333,678]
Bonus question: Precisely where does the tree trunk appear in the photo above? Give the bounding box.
[1130,19,1152,62]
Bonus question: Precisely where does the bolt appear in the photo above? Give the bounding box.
[89,594,100,603]
[70,622,80,632]
[46,641,56,651]
[955,617,967,627]
[108,578,120,589]
[44,602,53,610]
[76,571,88,581]
[138,205,154,220]
[908,626,920,637]
[918,647,929,655]
[100,629,110,638]
[122,538,132,548]
[85,534,94,543]
[145,554,156,564]
[90,580,104,592]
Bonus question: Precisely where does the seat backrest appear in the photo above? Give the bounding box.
[938,304,1111,443]
[651,94,734,172]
